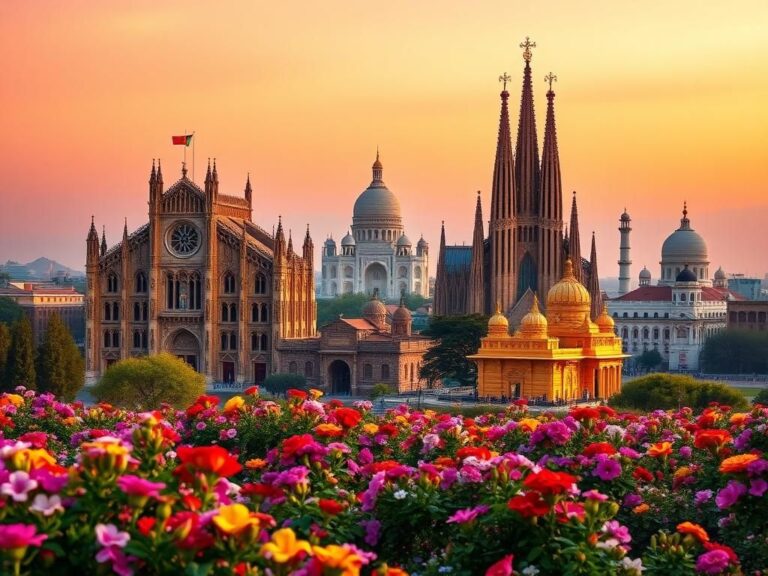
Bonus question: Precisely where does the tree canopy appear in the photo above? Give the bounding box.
[0,324,10,385]
[317,294,370,327]
[262,373,307,397]
[36,313,84,401]
[92,353,205,410]
[700,330,768,374]
[419,315,488,387]
[636,349,663,373]
[0,297,24,325]
[609,373,748,411]
[3,317,36,391]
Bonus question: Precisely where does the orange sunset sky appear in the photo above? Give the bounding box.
[1,1,766,286]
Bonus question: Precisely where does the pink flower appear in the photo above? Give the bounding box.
[696,549,731,574]
[29,493,64,516]
[1,471,38,502]
[749,478,768,497]
[485,554,514,576]
[593,455,622,481]
[447,504,490,524]
[715,480,747,509]
[96,545,134,576]
[95,524,130,548]
[0,523,47,550]
[116,475,165,499]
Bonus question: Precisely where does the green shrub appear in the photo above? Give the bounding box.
[263,373,307,397]
[370,383,392,399]
[609,373,748,411]
[752,388,768,406]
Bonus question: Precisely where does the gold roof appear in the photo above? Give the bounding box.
[519,294,548,338]
[596,302,615,333]
[488,302,510,335]
[547,258,591,309]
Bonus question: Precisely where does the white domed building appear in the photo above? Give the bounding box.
[608,204,743,371]
[321,154,429,299]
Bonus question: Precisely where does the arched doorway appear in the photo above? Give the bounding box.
[364,263,388,298]
[328,360,351,395]
[167,329,200,372]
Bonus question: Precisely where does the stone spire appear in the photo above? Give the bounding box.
[87,216,99,264]
[434,221,447,315]
[302,224,313,265]
[588,232,603,321]
[275,216,286,260]
[122,218,128,241]
[489,73,517,313]
[244,173,252,204]
[286,229,294,257]
[469,191,486,314]
[156,159,163,187]
[100,226,107,257]
[514,38,541,217]
[568,192,582,283]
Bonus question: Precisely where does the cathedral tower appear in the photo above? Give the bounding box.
[567,192,583,283]
[469,192,486,314]
[618,209,632,295]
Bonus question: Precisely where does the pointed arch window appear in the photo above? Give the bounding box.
[260,303,269,323]
[223,272,236,294]
[221,303,229,322]
[135,272,147,293]
[133,302,141,322]
[251,303,259,323]
[260,333,268,351]
[254,273,267,295]
[251,332,259,351]
[107,273,119,293]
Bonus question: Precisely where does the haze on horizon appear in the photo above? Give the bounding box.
[1,1,766,283]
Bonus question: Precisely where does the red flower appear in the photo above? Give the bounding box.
[523,469,577,496]
[485,554,514,576]
[287,389,308,400]
[318,498,345,516]
[507,492,550,517]
[583,442,617,457]
[632,466,654,483]
[457,446,492,461]
[243,386,259,396]
[174,446,242,480]
[333,407,362,428]
[694,429,732,452]
[281,434,318,460]
[137,517,156,536]
[570,407,601,423]
[703,541,739,563]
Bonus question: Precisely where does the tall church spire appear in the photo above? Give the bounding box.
[100,226,107,257]
[588,232,603,320]
[568,192,582,283]
[489,73,517,313]
[434,221,447,315]
[469,192,486,314]
[514,37,541,217]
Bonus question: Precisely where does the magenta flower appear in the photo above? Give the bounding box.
[1,471,38,502]
[29,493,64,516]
[593,455,622,481]
[603,520,631,544]
[694,489,713,506]
[116,475,165,499]
[95,524,130,548]
[582,490,609,501]
[0,523,47,550]
[749,478,768,497]
[447,504,490,524]
[696,549,731,574]
[715,480,747,509]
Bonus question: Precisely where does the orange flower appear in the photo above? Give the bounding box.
[694,429,732,452]
[677,521,709,543]
[646,442,673,457]
[518,418,540,432]
[633,503,650,514]
[729,413,749,426]
[223,396,245,414]
[719,453,759,474]
[312,544,366,575]
[315,423,345,438]
[261,528,312,564]
[245,458,267,470]
[175,446,242,479]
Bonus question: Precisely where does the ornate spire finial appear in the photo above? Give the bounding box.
[495,300,501,315]
[520,36,536,62]
[531,293,540,313]
[545,72,557,92]
[181,161,187,178]
[499,72,511,91]
[683,201,688,218]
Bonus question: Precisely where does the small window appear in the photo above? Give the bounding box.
[260,334,268,351]
[255,273,267,295]
[223,272,236,294]
[289,361,298,375]
[222,303,229,322]
[260,303,269,322]
[364,363,373,378]
[107,273,119,293]
[135,272,147,293]
[251,333,258,351]
[304,361,313,377]
[381,364,390,380]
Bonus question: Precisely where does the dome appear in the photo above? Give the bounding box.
[639,266,651,280]
[676,265,697,283]
[341,231,355,246]
[393,304,412,322]
[596,303,615,333]
[519,295,548,338]
[620,209,631,222]
[396,234,412,246]
[488,303,510,336]
[362,292,387,328]
[714,266,726,280]
[352,154,402,223]
[417,236,428,248]
[661,205,708,262]
[324,237,336,247]
[547,259,591,309]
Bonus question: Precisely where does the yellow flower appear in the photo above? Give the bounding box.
[312,544,365,576]
[362,423,380,436]
[223,396,245,413]
[729,413,749,426]
[673,466,693,480]
[518,418,540,432]
[309,388,324,400]
[3,394,24,407]
[260,528,312,563]
[213,503,261,535]
[11,448,56,472]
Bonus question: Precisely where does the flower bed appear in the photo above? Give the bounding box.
[0,388,766,575]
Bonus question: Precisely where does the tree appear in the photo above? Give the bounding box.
[0,324,10,384]
[753,388,768,406]
[92,353,205,410]
[700,330,768,374]
[3,318,36,391]
[36,313,84,401]
[370,382,392,400]
[0,297,24,325]
[636,349,663,373]
[317,293,369,327]
[262,373,307,397]
[419,315,488,387]
[608,373,748,411]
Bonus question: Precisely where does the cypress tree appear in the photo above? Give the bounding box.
[5,317,36,391]
[37,314,85,401]
[0,323,10,385]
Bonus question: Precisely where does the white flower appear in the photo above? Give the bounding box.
[621,557,644,574]
[522,566,540,576]
[29,493,64,516]
[393,489,408,500]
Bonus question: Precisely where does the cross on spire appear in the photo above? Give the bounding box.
[499,72,511,91]
[545,72,557,91]
[520,36,536,62]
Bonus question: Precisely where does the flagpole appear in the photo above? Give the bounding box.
[192,131,196,183]
[183,128,187,169]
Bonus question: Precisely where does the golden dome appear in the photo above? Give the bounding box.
[488,302,510,336]
[547,258,591,308]
[519,294,548,338]
[596,303,615,333]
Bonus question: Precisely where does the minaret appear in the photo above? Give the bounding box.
[618,209,632,295]
[489,72,517,313]
[469,192,486,314]
[588,232,603,321]
[434,221,447,315]
[568,192,582,283]
[514,37,540,217]
[538,72,564,301]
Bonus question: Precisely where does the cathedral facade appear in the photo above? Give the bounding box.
[321,154,429,300]
[434,40,602,322]
[85,161,316,384]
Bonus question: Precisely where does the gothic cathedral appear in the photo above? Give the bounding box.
[435,39,602,321]
[85,161,316,384]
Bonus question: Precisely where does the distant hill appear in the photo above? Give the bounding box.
[1,257,84,280]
